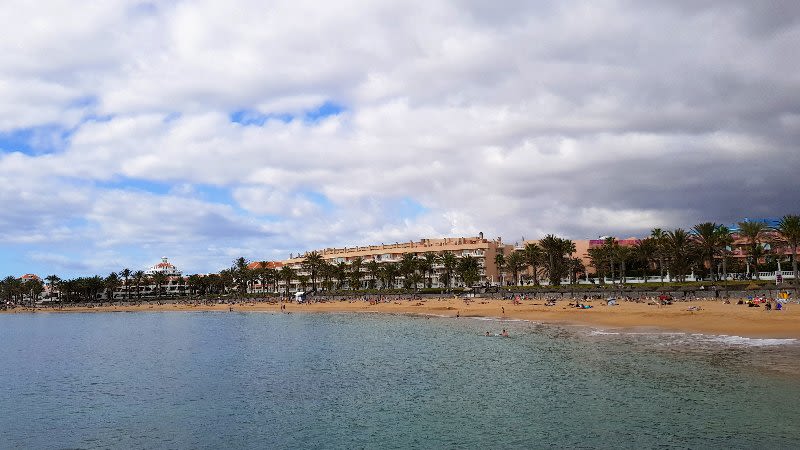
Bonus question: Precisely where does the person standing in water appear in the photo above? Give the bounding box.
[501,329,509,337]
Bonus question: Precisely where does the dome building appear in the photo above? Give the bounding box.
[145,257,182,277]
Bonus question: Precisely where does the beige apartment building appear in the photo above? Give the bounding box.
[271,234,506,292]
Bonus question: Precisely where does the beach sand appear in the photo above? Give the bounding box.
[6,297,799,339]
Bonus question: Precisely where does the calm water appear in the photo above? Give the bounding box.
[1,312,799,449]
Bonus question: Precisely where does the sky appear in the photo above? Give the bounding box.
[1,0,799,278]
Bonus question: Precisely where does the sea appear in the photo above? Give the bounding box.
[1,311,798,449]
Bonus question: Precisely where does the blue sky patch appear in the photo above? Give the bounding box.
[304,101,345,122]
[393,197,428,219]
[230,110,292,126]
[0,125,74,155]
[230,101,346,126]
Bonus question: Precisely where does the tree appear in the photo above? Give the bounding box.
[420,252,437,289]
[457,255,480,287]
[119,268,132,300]
[716,225,734,280]
[133,270,146,301]
[615,245,633,285]
[665,229,696,282]
[587,246,609,284]
[523,243,544,286]
[349,257,364,290]
[539,234,573,285]
[28,279,44,304]
[105,272,121,303]
[363,260,379,289]
[439,251,457,291]
[777,215,800,285]
[187,274,202,297]
[233,257,250,298]
[399,253,418,289]
[279,265,295,297]
[692,222,723,281]
[320,261,335,291]
[44,274,61,303]
[297,275,309,291]
[494,249,506,286]
[633,238,658,280]
[150,272,168,300]
[505,251,526,286]
[380,262,399,289]
[335,262,347,290]
[302,251,324,292]
[650,228,667,282]
[567,257,585,284]
[738,221,768,280]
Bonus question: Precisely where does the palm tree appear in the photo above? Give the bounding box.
[399,253,418,289]
[505,250,526,286]
[738,221,768,280]
[602,237,619,283]
[349,257,364,290]
[650,228,667,282]
[523,243,544,286]
[439,251,458,291]
[233,257,250,298]
[633,238,657,280]
[777,215,800,285]
[494,249,506,286]
[716,225,734,281]
[692,222,723,281]
[366,260,381,289]
[319,261,334,291]
[187,274,202,297]
[567,257,585,284]
[118,268,132,300]
[297,275,309,291]
[133,270,145,301]
[587,246,609,285]
[615,245,633,285]
[335,261,347,290]
[420,252,437,289]
[150,272,168,300]
[44,274,61,303]
[279,265,295,297]
[302,251,324,292]
[457,255,480,287]
[24,278,44,306]
[665,229,696,282]
[539,234,573,285]
[380,262,399,289]
[105,272,121,303]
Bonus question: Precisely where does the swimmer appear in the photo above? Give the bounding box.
[501,329,509,337]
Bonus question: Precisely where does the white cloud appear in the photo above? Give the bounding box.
[1,0,799,276]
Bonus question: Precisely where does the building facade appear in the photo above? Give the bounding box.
[263,234,506,293]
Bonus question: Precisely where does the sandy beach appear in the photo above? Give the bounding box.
[6,297,799,339]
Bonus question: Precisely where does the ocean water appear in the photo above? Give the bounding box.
[1,312,798,449]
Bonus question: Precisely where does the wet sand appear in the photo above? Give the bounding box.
[6,297,799,339]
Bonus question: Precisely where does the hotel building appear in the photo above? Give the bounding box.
[265,234,507,292]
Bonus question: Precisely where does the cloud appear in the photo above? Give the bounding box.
[1,0,799,277]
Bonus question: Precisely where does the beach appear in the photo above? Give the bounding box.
[7,297,799,339]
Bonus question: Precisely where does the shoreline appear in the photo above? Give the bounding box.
[3,297,799,339]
